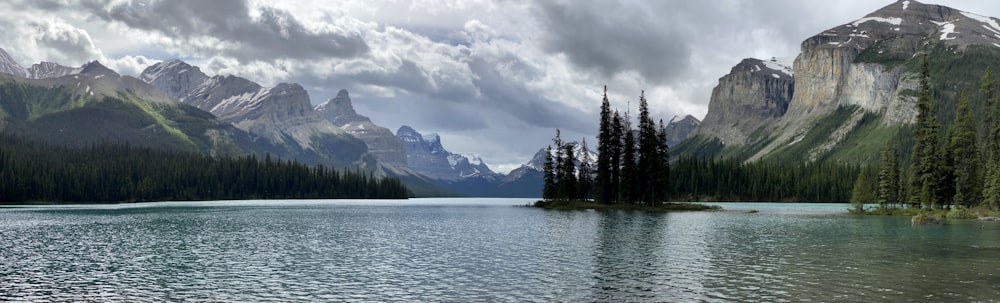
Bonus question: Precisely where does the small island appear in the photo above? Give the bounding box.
[534,199,719,212]
[532,88,718,212]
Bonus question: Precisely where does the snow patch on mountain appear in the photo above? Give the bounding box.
[851,16,903,27]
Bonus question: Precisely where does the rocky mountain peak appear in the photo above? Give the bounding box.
[79,61,120,79]
[0,47,27,77]
[807,0,1000,51]
[664,115,701,147]
[28,61,82,79]
[139,59,209,100]
[395,125,498,181]
[315,89,372,125]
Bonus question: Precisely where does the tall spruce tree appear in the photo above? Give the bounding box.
[543,145,556,201]
[637,91,659,205]
[655,119,671,203]
[611,111,624,203]
[578,138,594,200]
[981,68,1000,209]
[948,92,981,207]
[621,110,638,204]
[553,129,564,200]
[909,56,945,209]
[597,86,613,204]
[559,142,578,200]
[878,144,901,209]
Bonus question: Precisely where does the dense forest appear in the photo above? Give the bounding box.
[0,134,409,203]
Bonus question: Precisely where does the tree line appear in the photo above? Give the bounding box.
[0,133,409,203]
[857,57,1000,211]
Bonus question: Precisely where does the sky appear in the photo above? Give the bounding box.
[0,0,997,173]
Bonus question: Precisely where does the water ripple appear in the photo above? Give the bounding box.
[1,200,999,302]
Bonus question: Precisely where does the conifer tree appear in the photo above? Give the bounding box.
[596,86,613,204]
[578,138,594,200]
[981,68,1000,209]
[850,170,874,213]
[637,91,659,205]
[610,111,624,203]
[542,145,556,201]
[877,144,901,209]
[656,119,671,203]
[909,56,945,209]
[948,91,980,207]
[560,142,578,200]
[621,110,638,204]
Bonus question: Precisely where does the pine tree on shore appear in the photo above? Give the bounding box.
[948,91,981,207]
[542,145,556,201]
[909,56,945,209]
[596,86,613,204]
[621,110,638,204]
[578,138,594,200]
[878,144,901,209]
[611,110,624,203]
[637,91,659,205]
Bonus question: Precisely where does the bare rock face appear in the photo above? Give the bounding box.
[315,89,408,166]
[695,58,794,145]
[28,62,82,79]
[664,115,701,147]
[139,60,209,100]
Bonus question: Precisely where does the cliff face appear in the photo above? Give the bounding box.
[695,58,794,145]
[315,90,408,166]
[692,0,1000,162]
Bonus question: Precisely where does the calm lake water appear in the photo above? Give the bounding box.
[2,199,999,302]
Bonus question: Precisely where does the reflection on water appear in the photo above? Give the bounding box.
[1,199,999,302]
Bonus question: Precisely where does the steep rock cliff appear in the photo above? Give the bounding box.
[315,89,408,166]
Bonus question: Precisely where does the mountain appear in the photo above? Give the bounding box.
[396,125,499,181]
[139,60,368,167]
[28,62,82,79]
[315,90,408,170]
[0,48,26,77]
[0,57,267,156]
[663,114,701,147]
[681,0,1000,164]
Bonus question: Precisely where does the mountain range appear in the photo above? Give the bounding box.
[0,47,703,197]
[6,0,987,198]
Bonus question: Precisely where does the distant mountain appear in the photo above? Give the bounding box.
[679,0,1000,164]
[0,56,268,156]
[28,61,82,79]
[0,48,26,77]
[139,60,368,167]
[315,89,409,171]
[396,125,499,181]
[664,114,701,147]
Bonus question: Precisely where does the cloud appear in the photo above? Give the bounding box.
[103,55,160,77]
[83,0,369,63]
[0,16,103,66]
[532,0,693,83]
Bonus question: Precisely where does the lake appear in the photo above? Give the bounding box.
[2,199,999,302]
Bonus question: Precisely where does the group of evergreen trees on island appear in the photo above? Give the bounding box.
[542,88,671,206]
[852,57,1000,213]
[0,134,409,203]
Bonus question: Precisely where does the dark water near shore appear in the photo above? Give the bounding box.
[1,199,999,302]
